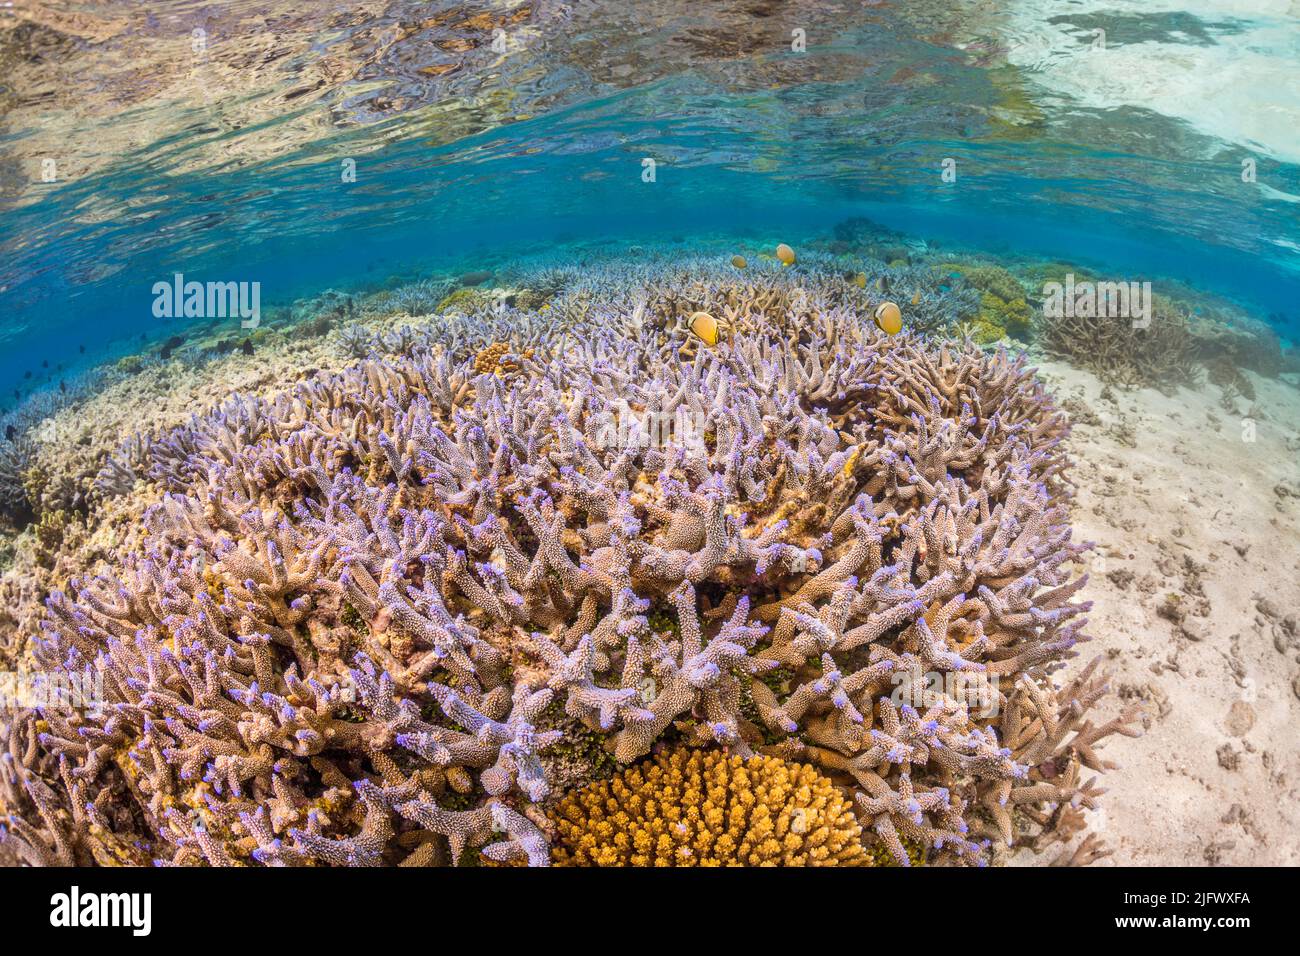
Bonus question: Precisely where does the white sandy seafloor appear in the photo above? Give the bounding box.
[1023,357,1300,866]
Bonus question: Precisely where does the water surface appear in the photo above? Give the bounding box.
[1,0,1297,400]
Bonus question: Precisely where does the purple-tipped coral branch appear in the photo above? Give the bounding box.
[1,261,1139,868]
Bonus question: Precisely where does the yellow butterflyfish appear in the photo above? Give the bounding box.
[688,311,722,346]
[873,301,903,335]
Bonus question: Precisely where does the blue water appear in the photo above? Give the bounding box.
[2,1,1299,403]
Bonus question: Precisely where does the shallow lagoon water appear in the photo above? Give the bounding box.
[2,0,1298,394]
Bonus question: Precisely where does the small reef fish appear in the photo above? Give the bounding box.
[4,425,15,442]
[731,255,747,269]
[873,301,903,335]
[776,243,796,266]
[910,290,921,305]
[688,311,723,346]
[852,272,867,288]
[241,337,255,356]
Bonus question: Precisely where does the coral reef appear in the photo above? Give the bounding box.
[946,263,1034,343]
[0,433,36,527]
[384,279,456,318]
[1039,291,1198,389]
[0,365,129,528]
[1186,307,1285,376]
[829,216,916,264]
[549,747,867,866]
[0,256,1142,868]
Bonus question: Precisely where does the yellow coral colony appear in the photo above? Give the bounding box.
[549,747,868,866]
[473,341,510,375]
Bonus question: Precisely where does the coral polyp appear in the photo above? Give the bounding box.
[0,260,1140,868]
[549,747,867,866]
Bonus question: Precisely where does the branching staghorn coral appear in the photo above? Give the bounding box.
[0,432,36,527]
[2,363,140,524]
[1,259,1139,868]
[1039,292,1198,388]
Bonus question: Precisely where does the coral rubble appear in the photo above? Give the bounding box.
[0,258,1142,868]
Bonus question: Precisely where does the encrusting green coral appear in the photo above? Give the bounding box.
[549,746,869,866]
[33,509,70,566]
[865,831,927,866]
[436,286,489,314]
[945,262,1033,342]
